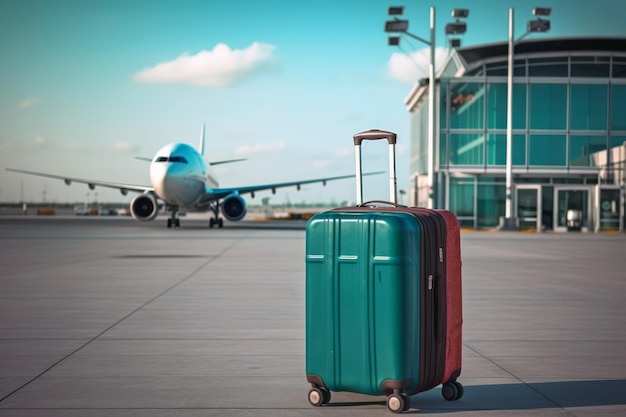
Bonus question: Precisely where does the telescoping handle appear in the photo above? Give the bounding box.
[352,129,397,205]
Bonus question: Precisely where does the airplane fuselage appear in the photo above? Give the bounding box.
[150,143,218,211]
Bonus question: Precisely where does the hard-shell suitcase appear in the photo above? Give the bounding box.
[305,129,463,413]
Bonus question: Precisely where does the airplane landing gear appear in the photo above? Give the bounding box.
[209,203,223,228]
[167,205,180,229]
[209,217,223,228]
[167,218,180,228]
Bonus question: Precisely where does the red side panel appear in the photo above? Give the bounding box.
[436,209,463,383]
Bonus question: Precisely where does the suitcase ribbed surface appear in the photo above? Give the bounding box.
[306,211,422,396]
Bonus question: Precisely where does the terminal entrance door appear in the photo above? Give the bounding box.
[597,186,623,232]
[554,187,591,232]
[516,185,541,232]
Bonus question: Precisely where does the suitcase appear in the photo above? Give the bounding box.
[305,129,463,413]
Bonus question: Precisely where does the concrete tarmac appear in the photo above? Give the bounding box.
[0,215,625,416]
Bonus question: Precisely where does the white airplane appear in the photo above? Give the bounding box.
[7,125,381,228]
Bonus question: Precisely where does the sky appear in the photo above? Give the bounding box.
[1,0,625,206]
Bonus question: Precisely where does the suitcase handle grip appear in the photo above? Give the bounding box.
[357,200,407,208]
[353,129,397,146]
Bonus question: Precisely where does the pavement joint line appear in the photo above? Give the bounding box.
[0,237,242,404]
[0,407,327,411]
[463,343,578,416]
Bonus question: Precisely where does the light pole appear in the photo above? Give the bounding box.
[502,7,551,230]
[385,7,435,208]
[385,7,467,208]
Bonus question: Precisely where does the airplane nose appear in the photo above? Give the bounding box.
[151,162,191,202]
[150,163,167,184]
[149,162,174,197]
[162,167,182,189]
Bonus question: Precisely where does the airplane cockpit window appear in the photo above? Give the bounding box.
[154,156,188,163]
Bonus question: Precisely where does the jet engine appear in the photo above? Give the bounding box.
[221,193,247,222]
[130,194,159,221]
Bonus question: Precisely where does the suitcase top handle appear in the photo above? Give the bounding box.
[356,200,407,208]
[353,129,397,205]
[353,129,397,146]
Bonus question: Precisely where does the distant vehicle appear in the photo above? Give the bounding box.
[73,204,119,216]
[73,204,90,216]
[8,124,381,228]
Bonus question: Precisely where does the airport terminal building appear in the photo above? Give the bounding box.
[405,37,626,232]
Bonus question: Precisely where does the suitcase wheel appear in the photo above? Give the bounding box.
[386,392,410,413]
[307,386,331,407]
[442,381,464,401]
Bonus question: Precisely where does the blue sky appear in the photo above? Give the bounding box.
[1,0,625,205]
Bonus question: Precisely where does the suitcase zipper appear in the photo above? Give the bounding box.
[424,218,437,393]
[433,216,447,387]
[420,213,447,393]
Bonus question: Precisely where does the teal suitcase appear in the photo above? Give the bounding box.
[306,210,423,393]
[305,130,463,413]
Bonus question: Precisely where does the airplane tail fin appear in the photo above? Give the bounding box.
[199,123,206,156]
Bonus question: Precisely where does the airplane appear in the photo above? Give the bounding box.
[6,125,382,228]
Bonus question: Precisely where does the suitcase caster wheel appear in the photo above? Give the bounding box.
[308,387,331,407]
[387,393,409,413]
[442,381,462,401]
[453,381,464,400]
[321,387,331,405]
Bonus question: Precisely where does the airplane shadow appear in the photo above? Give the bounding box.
[323,379,626,413]
[167,219,308,231]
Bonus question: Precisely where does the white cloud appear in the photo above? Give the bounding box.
[312,160,332,169]
[61,141,139,154]
[63,142,89,152]
[307,148,356,171]
[234,141,286,156]
[109,141,140,153]
[333,147,353,158]
[18,98,40,109]
[32,136,46,146]
[0,136,49,152]
[387,46,449,84]
[134,42,276,87]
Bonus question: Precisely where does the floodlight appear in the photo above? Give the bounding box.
[532,7,551,16]
[445,21,467,35]
[388,6,404,16]
[449,39,462,48]
[388,36,401,46]
[451,9,469,18]
[385,19,409,32]
[528,19,550,32]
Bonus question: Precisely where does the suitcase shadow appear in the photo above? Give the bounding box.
[322,379,626,413]
[407,379,626,413]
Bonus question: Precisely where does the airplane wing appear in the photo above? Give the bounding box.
[134,156,247,166]
[209,158,248,166]
[5,168,153,195]
[202,171,385,202]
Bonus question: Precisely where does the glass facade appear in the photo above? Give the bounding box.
[408,40,626,231]
[570,84,607,130]
[529,134,567,166]
[448,177,474,227]
[477,178,506,228]
[529,84,567,130]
